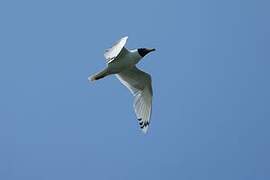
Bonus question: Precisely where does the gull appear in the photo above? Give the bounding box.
[89,36,155,133]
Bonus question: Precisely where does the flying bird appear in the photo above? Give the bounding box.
[89,36,155,133]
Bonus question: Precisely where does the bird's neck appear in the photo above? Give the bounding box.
[129,49,142,65]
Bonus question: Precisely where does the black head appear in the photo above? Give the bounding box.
[138,48,156,57]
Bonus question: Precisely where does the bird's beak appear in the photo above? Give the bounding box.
[148,48,156,52]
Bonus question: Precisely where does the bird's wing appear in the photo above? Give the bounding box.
[116,67,153,133]
[104,36,129,64]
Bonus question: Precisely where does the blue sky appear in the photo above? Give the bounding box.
[0,0,270,179]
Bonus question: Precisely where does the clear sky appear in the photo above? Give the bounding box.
[0,0,269,179]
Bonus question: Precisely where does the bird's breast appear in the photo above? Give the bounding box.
[107,51,141,73]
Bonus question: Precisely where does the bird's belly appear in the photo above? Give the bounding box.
[107,56,135,73]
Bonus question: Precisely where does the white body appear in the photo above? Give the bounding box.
[106,49,142,74]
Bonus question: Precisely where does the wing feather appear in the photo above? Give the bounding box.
[116,67,153,133]
[104,36,128,64]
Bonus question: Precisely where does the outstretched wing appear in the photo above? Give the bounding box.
[104,36,129,64]
[116,67,153,133]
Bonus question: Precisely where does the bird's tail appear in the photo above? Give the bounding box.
[89,68,109,81]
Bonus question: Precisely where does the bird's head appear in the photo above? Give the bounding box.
[138,48,156,57]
